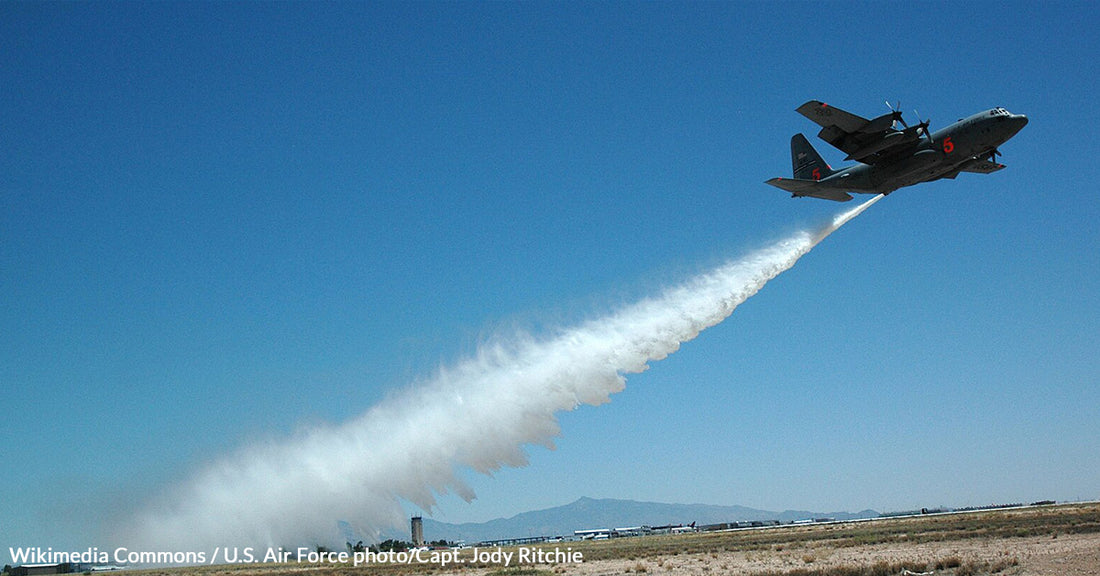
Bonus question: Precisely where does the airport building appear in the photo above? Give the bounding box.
[411,516,424,547]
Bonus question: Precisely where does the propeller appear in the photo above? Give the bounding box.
[913,109,933,144]
[885,100,909,129]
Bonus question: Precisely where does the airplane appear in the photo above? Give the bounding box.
[765,100,1028,201]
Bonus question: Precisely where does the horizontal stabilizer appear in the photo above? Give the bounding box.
[765,177,853,202]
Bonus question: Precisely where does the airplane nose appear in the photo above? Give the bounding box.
[1007,113,1028,135]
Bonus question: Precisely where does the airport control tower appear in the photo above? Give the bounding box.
[411,516,424,547]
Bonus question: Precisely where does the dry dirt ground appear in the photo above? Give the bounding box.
[562,531,1099,575]
[132,503,1100,576]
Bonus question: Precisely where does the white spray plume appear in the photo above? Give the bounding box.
[120,195,883,551]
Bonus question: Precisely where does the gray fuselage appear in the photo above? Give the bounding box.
[816,108,1028,194]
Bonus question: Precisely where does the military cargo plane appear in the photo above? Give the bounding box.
[766,100,1028,201]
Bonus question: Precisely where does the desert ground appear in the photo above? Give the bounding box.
[132,502,1099,576]
[563,530,1098,576]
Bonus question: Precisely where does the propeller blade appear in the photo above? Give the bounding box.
[914,110,933,144]
[885,100,908,129]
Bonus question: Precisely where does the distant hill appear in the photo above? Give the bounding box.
[384,497,878,544]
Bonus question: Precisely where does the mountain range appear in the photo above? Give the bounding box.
[384,497,879,544]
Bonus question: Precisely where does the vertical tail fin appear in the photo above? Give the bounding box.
[791,133,834,181]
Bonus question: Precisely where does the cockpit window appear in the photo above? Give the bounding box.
[991,107,1009,116]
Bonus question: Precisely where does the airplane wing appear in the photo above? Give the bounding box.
[942,157,1007,179]
[956,157,1006,173]
[796,100,920,165]
[796,100,871,133]
[765,177,853,202]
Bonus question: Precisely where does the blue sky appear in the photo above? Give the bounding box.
[3,1,1098,550]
